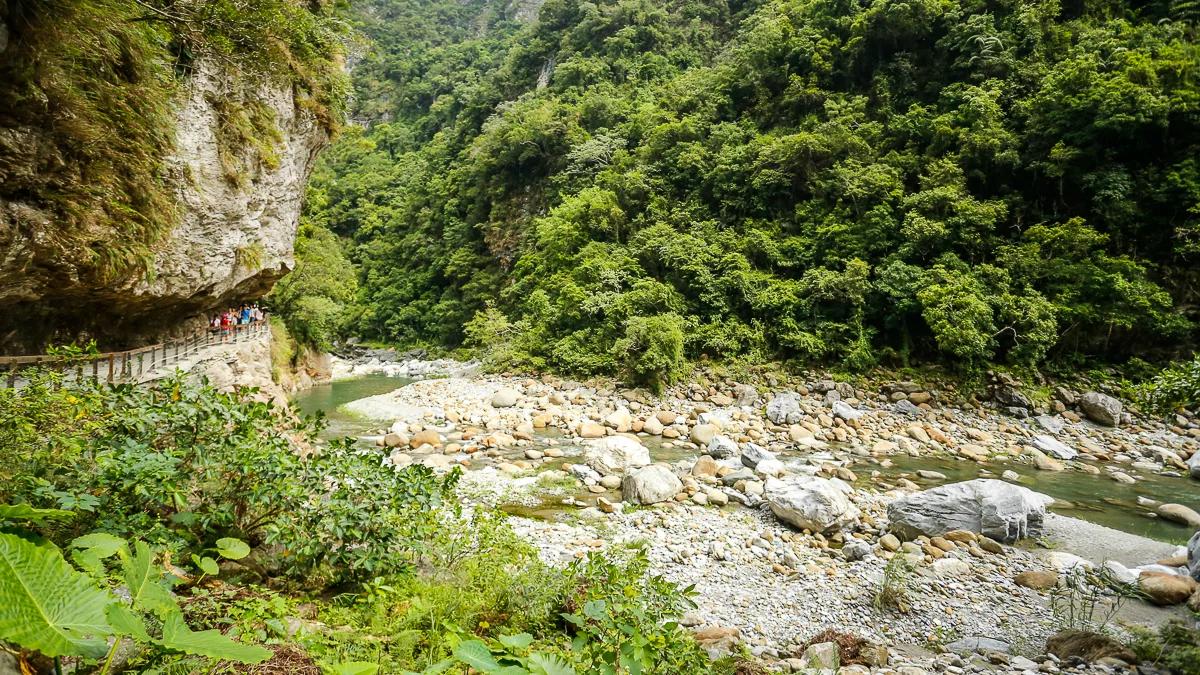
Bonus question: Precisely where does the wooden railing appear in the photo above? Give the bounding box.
[0,320,270,388]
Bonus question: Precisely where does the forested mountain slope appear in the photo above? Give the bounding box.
[308,0,1200,384]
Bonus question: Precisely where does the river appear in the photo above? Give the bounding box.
[293,374,1199,545]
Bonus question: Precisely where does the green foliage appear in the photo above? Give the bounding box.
[271,223,360,350]
[612,314,686,391]
[0,371,457,593]
[0,369,722,673]
[555,547,709,674]
[270,445,461,585]
[0,509,269,670]
[309,0,1200,378]
[1136,353,1200,414]
[874,554,916,613]
[1127,621,1200,675]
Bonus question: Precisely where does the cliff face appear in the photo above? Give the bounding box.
[0,61,327,352]
[136,64,329,334]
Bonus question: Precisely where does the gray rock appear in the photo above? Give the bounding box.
[1078,391,1122,427]
[1033,434,1077,460]
[490,388,519,407]
[733,383,759,407]
[721,468,757,485]
[1188,530,1200,581]
[800,642,840,670]
[740,443,776,469]
[766,393,803,425]
[765,475,859,533]
[892,400,921,416]
[1188,450,1200,480]
[621,464,683,505]
[584,436,651,475]
[707,435,740,459]
[832,400,864,421]
[887,479,1053,543]
[842,539,871,562]
[993,384,1032,410]
[945,637,1011,655]
[1034,415,1065,434]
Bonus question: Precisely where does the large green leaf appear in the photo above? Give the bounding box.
[121,540,176,615]
[105,603,151,642]
[160,612,271,663]
[215,537,251,560]
[498,633,534,650]
[454,640,502,672]
[0,504,75,523]
[0,532,112,658]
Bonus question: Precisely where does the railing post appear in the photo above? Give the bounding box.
[108,354,115,384]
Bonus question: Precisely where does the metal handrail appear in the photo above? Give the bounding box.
[0,320,270,388]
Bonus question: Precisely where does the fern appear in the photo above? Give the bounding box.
[0,532,113,658]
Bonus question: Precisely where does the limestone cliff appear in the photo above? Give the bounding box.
[0,63,326,352]
[0,2,338,353]
[136,64,329,336]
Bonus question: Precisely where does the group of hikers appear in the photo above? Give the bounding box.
[208,304,265,338]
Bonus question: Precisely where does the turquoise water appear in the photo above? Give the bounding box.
[292,374,412,439]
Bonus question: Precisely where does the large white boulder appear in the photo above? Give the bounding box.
[1187,450,1200,480]
[622,464,683,505]
[584,435,651,475]
[887,479,1053,543]
[765,475,859,533]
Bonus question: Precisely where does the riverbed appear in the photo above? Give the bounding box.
[293,374,1200,545]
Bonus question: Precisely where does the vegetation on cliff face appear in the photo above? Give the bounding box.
[305,0,1200,385]
[0,0,348,282]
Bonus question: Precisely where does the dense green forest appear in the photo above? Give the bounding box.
[299,0,1200,383]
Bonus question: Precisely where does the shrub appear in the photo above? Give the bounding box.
[1127,622,1200,675]
[874,554,916,613]
[1136,354,1200,415]
[612,314,686,392]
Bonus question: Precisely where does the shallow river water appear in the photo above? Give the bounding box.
[293,375,1199,544]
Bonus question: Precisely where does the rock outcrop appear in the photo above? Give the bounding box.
[887,479,1053,543]
[0,60,327,350]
